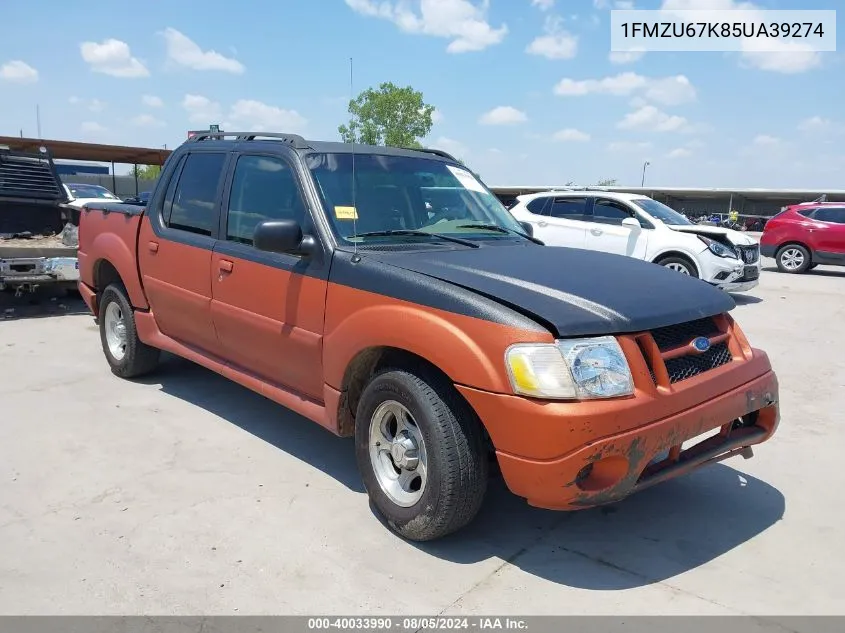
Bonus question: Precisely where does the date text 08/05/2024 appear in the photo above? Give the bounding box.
[307,617,528,630]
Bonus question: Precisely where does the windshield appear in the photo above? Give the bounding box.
[631,198,692,225]
[305,152,526,245]
[68,184,118,199]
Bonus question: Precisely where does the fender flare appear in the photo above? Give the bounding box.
[323,303,530,394]
[89,232,148,309]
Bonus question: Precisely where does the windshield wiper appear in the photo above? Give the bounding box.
[455,223,544,245]
[352,229,479,248]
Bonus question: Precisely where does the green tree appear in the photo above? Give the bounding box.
[338,82,435,148]
[132,164,162,180]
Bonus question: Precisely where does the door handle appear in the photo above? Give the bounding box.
[148,241,159,253]
[590,228,603,235]
[537,221,548,227]
[218,260,234,273]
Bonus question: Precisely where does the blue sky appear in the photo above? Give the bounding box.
[1,0,842,187]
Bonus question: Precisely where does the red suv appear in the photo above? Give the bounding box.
[760,203,845,273]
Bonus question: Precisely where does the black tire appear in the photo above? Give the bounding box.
[355,368,488,541]
[656,255,699,278]
[808,263,818,270]
[775,244,811,274]
[98,283,160,378]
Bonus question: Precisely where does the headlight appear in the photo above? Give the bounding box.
[698,235,738,259]
[505,336,634,400]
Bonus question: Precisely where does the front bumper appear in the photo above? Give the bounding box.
[457,356,779,511]
[0,256,79,286]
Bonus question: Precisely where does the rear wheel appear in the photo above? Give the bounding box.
[656,255,699,278]
[355,368,488,541]
[775,244,811,274]
[99,283,160,378]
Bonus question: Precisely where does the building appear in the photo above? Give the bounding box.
[54,160,110,177]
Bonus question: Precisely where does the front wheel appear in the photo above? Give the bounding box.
[355,369,488,541]
[775,244,811,274]
[99,283,160,378]
[656,255,699,278]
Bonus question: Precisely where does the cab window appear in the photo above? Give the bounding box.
[226,155,307,246]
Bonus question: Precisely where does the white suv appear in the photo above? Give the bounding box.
[510,191,761,292]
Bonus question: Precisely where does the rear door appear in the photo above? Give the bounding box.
[537,196,590,248]
[209,152,329,401]
[810,207,845,262]
[583,197,649,259]
[137,150,229,354]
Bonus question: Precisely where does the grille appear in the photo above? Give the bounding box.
[737,245,759,265]
[664,342,733,383]
[650,317,721,351]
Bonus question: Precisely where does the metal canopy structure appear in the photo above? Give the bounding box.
[0,136,172,165]
[0,136,173,196]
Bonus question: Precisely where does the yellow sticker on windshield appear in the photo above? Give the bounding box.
[334,205,358,220]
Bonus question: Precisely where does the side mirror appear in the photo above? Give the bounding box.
[621,217,641,229]
[253,219,305,254]
[519,221,534,237]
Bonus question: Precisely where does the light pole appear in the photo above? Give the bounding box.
[641,160,650,187]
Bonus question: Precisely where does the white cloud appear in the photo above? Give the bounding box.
[660,0,823,74]
[552,128,590,142]
[68,96,81,105]
[81,121,107,134]
[228,99,307,132]
[182,94,223,124]
[161,27,245,73]
[609,49,645,64]
[531,0,554,9]
[753,134,780,146]
[617,105,691,132]
[554,72,695,105]
[143,95,164,108]
[131,114,165,128]
[88,99,106,113]
[430,108,444,124]
[181,94,306,132]
[0,60,38,83]
[526,15,578,60]
[80,39,149,78]
[608,140,652,152]
[594,0,635,7]
[479,106,528,125]
[344,0,507,53]
[433,136,469,158]
[667,147,692,158]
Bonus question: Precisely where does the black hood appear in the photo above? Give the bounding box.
[368,244,735,337]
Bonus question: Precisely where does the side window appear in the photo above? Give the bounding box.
[226,155,307,246]
[525,196,549,215]
[160,155,186,225]
[813,207,845,224]
[549,197,588,220]
[167,152,227,236]
[592,199,633,225]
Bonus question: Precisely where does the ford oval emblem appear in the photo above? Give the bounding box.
[692,336,711,353]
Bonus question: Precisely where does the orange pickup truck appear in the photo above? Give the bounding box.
[77,132,780,541]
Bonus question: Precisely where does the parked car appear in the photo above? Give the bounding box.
[76,132,780,541]
[121,191,151,207]
[760,202,845,273]
[63,183,121,210]
[510,191,761,292]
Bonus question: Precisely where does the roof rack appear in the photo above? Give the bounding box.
[411,147,460,162]
[185,131,311,149]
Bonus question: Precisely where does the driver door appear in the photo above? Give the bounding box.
[583,198,649,259]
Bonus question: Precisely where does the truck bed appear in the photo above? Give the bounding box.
[0,233,77,259]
